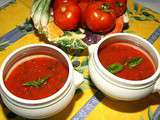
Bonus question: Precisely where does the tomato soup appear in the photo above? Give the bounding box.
[4,55,69,100]
[98,41,156,80]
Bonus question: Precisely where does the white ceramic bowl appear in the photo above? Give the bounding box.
[88,33,160,101]
[0,44,84,119]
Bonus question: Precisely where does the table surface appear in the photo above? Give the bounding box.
[0,0,160,120]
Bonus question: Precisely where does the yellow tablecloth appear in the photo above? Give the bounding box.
[0,0,160,120]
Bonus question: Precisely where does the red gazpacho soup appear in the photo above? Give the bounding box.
[98,40,156,80]
[4,55,69,100]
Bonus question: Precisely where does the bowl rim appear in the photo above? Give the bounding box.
[0,44,73,105]
[93,33,160,86]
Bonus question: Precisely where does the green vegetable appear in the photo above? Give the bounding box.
[31,0,52,32]
[23,76,49,87]
[107,63,124,74]
[32,0,46,30]
[51,30,87,50]
[127,57,143,69]
[107,57,143,74]
[40,0,52,32]
[31,0,42,18]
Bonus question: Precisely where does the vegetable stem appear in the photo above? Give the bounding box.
[40,0,52,32]
[31,0,42,18]
[32,0,47,30]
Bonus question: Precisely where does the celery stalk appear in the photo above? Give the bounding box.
[32,0,47,30]
[40,0,52,32]
[31,0,42,18]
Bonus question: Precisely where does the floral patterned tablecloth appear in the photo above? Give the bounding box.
[0,0,160,120]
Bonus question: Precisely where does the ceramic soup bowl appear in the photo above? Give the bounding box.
[0,44,84,119]
[88,33,160,101]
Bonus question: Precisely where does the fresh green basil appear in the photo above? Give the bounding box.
[107,63,124,74]
[23,76,49,87]
[107,57,143,74]
[127,57,143,69]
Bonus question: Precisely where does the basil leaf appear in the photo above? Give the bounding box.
[23,76,49,87]
[107,63,124,74]
[127,57,143,69]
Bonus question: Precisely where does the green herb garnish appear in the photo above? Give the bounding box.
[107,63,124,74]
[107,57,143,74]
[127,57,143,69]
[23,76,49,87]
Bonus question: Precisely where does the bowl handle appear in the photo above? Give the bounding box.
[88,44,96,57]
[153,75,160,93]
[73,70,84,88]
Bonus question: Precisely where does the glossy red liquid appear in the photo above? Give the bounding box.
[5,55,69,100]
[98,41,156,80]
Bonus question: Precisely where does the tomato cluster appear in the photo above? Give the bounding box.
[53,0,127,33]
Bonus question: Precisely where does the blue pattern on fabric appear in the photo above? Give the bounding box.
[147,26,160,44]
[71,91,104,120]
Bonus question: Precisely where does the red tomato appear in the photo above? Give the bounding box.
[114,0,127,17]
[53,2,81,30]
[85,1,116,33]
[53,0,76,10]
[78,0,90,27]
[101,0,127,17]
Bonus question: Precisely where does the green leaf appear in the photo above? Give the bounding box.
[148,107,154,120]
[63,31,72,36]
[107,63,124,74]
[23,76,49,87]
[53,30,87,50]
[127,57,143,69]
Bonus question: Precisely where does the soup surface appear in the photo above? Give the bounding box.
[5,55,68,100]
[98,41,156,80]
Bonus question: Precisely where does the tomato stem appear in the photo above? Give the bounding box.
[100,3,111,13]
[116,1,123,7]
